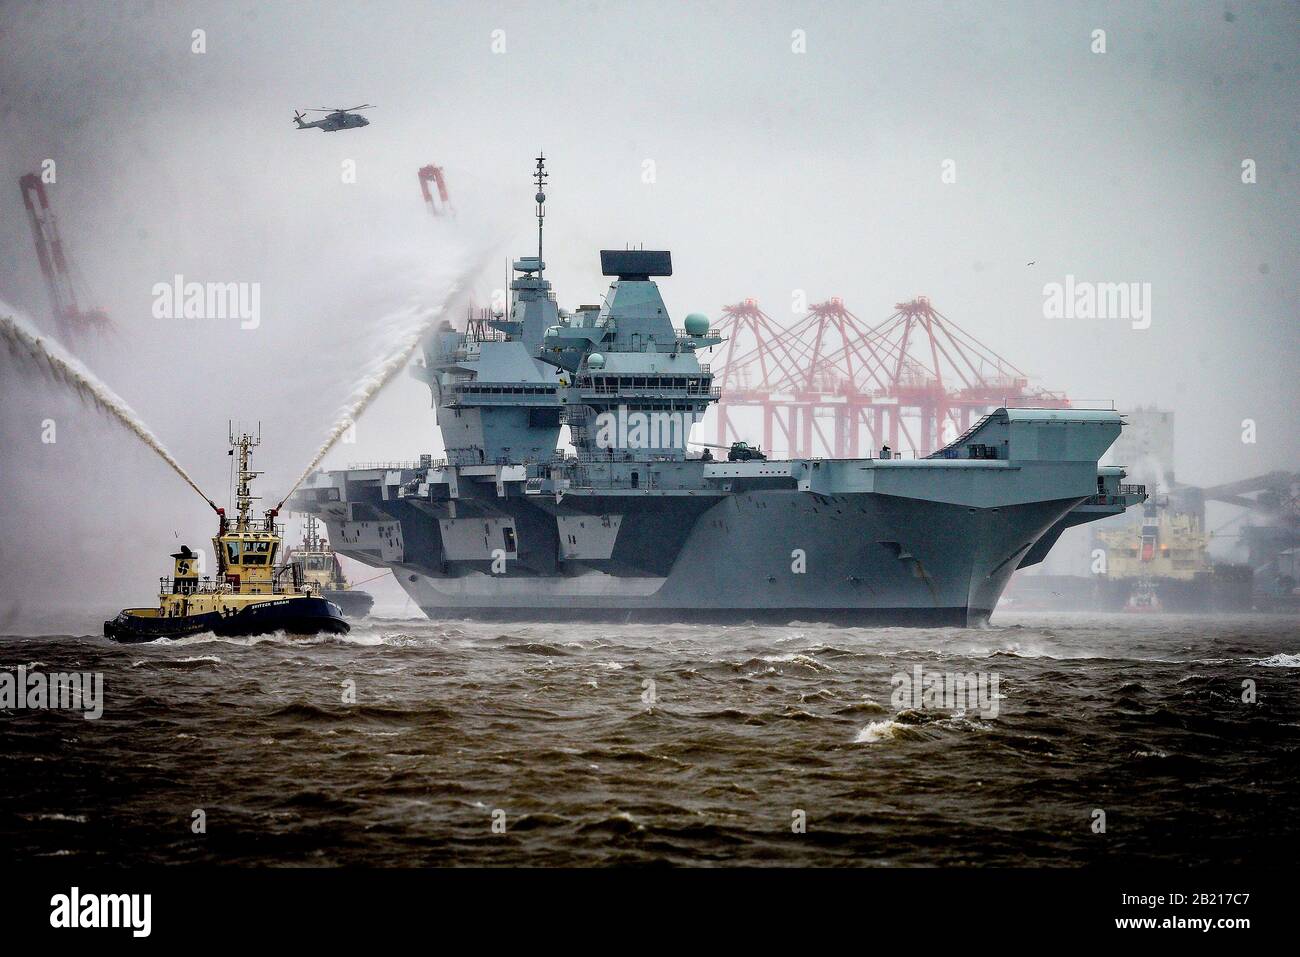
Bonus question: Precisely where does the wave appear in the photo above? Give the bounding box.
[21,812,88,824]
[576,812,647,836]
[263,701,454,723]
[131,655,222,668]
[1254,653,1300,668]
[777,707,822,721]
[505,642,571,656]
[855,719,907,744]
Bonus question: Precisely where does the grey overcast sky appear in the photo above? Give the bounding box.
[0,1,1296,609]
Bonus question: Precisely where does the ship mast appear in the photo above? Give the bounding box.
[304,514,321,551]
[229,425,262,532]
[534,152,547,279]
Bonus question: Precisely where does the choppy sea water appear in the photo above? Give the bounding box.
[2,612,1297,866]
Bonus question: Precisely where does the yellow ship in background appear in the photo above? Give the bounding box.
[1097,506,1207,579]
[1094,499,1252,612]
[285,515,376,618]
[104,430,350,642]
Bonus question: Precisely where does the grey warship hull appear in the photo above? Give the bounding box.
[392,489,1068,627]
[292,413,1142,628]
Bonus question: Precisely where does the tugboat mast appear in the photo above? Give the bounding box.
[304,514,322,552]
[229,424,263,532]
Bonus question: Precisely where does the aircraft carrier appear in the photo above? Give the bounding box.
[289,159,1146,626]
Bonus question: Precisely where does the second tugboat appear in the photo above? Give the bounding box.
[285,515,376,618]
[104,429,350,642]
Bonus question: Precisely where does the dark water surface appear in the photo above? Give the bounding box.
[2,612,1297,866]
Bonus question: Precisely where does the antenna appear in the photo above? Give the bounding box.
[534,152,547,279]
[227,421,263,531]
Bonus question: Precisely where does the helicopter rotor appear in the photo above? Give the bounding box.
[305,104,376,114]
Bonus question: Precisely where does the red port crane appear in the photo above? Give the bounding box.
[710,299,809,449]
[711,295,1070,458]
[18,173,110,339]
[418,164,453,217]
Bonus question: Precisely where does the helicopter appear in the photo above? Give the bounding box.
[292,104,374,132]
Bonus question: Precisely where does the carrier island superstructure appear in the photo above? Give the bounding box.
[289,159,1145,626]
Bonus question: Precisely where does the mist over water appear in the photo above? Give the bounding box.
[0,306,215,507]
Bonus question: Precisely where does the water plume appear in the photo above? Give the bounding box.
[0,309,217,510]
[275,265,479,508]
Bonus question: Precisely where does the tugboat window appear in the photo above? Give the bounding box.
[225,541,241,564]
[243,541,272,565]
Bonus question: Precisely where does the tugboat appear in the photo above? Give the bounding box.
[104,430,350,642]
[284,515,375,618]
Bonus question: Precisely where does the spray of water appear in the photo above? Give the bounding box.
[275,269,476,508]
[0,309,217,510]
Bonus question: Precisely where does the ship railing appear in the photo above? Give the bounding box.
[1084,485,1146,506]
[160,577,227,596]
[346,461,425,471]
[159,575,314,596]
[221,519,285,536]
[848,448,923,460]
[671,329,723,347]
[1000,396,1115,410]
[440,450,565,468]
[579,384,720,397]
[559,450,681,465]
[384,454,446,472]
